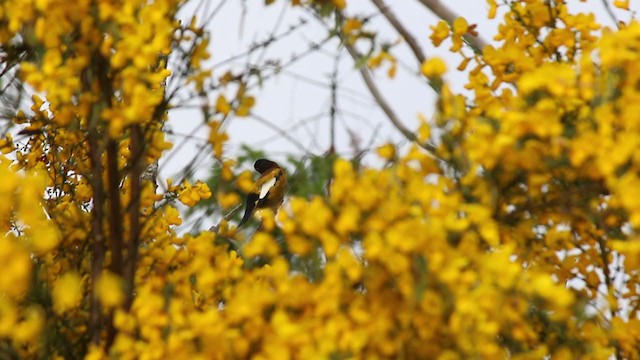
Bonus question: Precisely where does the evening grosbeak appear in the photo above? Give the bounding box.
[238,159,288,228]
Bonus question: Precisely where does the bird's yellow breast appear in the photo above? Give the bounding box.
[253,167,287,210]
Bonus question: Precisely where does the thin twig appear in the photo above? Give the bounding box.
[251,113,311,153]
[599,0,621,29]
[209,203,243,233]
[414,0,489,52]
[329,53,339,154]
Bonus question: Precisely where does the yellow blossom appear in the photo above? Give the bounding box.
[376,143,396,161]
[215,95,231,115]
[218,191,240,209]
[97,272,125,308]
[164,206,182,226]
[244,232,279,257]
[343,18,362,34]
[209,121,229,159]
[421,57,447,78]
[52,272,83,314]
[430,20,449,47]
[614,0,629,10]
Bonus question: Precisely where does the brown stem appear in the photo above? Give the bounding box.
[104,139,122,349]
[414,0,489,52]
[124,125,143,310]
[93,49,122,350]
[107,140,124,275]
[88,123,105,345]
[87,50,111,347]
[210,203,243,233]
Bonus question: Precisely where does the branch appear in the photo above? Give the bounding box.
[103,140,123,350]
[370,0,426,65]
[87,50,108,347]
[94,50,121,351]
[251,113,311,154]
[209,202,243,233]
[329,53,339,154]
[414,0,489,52]
[342,40,439,156]
[124,125,143,310]
[88,119,105,346]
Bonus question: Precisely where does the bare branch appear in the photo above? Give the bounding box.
[209,203,243,233]
[329,54,339,154]
[251,113,311,154]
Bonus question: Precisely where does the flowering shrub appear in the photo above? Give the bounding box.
[0,0,639,359]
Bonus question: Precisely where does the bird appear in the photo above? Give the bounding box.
[237,158,288,228]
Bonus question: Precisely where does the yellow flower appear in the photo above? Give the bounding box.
[236,95,255,117]
[287,234,313,255]
[236,170,255,193]
[164,206,182,226]
[218,191,241,209]
[334,204,360,236]
[97,272,124,308]
[299,196,333,235]
[376,143,396,161]
[85,344,106,360]
[332,0,346,10]
[429,20,449,47]
[0,237,31,298]
[614,0,628,10]
[13,306,44,345]
[178,180,212,207]
[337,248,362,282]
[451,17,468,51]
[208,121,229,159]
[343,18,362,34]
[244,232,279,257]
[417,113,431,142]
[453,17,468,36]
[215,95,231,115]
[221,159,236,181]
[487,0,498,19]
[421,58,447,78]
[53,272,83,314]
[0,298,17,337]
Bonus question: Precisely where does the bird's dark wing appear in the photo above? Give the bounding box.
[238,192,259,228]
[254,159,278,174]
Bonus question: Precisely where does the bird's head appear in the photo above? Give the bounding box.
[254,158,279,174]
